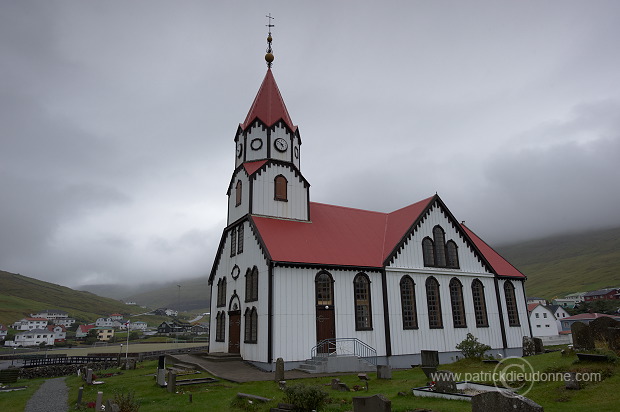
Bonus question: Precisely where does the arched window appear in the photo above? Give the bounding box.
[422,237,435,267]
[237,224,244,254]
[230,227,237,257]
[449,278,466,328]
[400,276,418,329]
[315,272,334,306]
[353,273,372,330]
[504,281,520,326]
[426,277,443,328]
[433,226,447,267]
[235,180,242,206]
[446,241,459,269]
[245,266,259,302]
[274,175,288,201]
[217,278,227,307]
[244,307,258,344]
[215,311,225,342]
[472,279,488,327]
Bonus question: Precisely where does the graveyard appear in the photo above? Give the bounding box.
[2,344,619,411]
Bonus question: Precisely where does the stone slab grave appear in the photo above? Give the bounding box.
[589,316,620,343]
[352,394,391,412]
[522,336,536,356]
[377,365,392,379]
[420,350,439,367]
[472,391,543,412]
[532,337,544,354]
[572,322,594,350]
[432,370,458,394]
[275,357,285,382]
[564,372,581,390]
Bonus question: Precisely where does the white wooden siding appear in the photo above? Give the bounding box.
[386,270,504,355]
[272,267,385,362]
[227,170,250,225]
[391,204,490,275]
[252,164,308,220]
[498,279,531,347]
[209,221,270,362]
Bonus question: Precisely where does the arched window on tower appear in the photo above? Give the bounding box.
[426,277,443,328]
[472,279,489,327]
[235,180,242,206]
[504,281,520,326]
[449,278,466,328]
[400,276,418,329]
[274,175,288,201]
[353,273,372,330]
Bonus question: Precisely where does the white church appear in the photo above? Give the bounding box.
[208,36,531,371]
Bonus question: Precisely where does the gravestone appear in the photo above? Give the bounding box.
[564,372,580,390]
[330,378,341,390]
[105,399,120,412]
[167,371,177,393]
[607,327,620,350]
[77,387,84,405]
[275,357,285,382]
[421,366,437,379]
[377,365,392,379]
[522,336,536,356]
[156,368,167,386]
[572,322,594,350]
[589,316,619,342]
[95,391,103,411]
[158,355,165,370]
[352,394,391,412]
[337,382,350,392]
[432,370,457,394]
[420,350,439,367]
[86,368,93,385]
[532,337,544,354]
[472,391,544,412]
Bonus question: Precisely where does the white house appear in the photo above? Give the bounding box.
[30,309,67,320]
[76,324,96,339]
[207,44,530,371]
[527,303,559,337]
[0,324,7,341]
[95,317,123,328]
[46,325,67,342]
[129,321,148,331]
[5,329,55,347]
[547,305,570,330]
[13,318,48,331]
[552,292,586,308]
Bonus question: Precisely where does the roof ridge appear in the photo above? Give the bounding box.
[309,201,387,215]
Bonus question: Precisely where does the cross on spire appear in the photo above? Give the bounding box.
[265,13,275,68]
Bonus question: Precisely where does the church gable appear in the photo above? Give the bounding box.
[388,199,491,275]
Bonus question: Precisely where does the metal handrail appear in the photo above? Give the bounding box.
[310,338,377,366]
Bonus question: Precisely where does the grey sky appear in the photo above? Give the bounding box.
[1,1,619,288]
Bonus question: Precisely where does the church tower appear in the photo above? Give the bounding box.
[226,31,310,225]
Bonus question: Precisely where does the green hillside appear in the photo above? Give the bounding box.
[0,271,147,326]
[122,277,210,313]
[497,226,620,300]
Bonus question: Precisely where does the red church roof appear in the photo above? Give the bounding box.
[241,69,297,131]
[461,224,526,278]
[243,160,268,176]
[251,196,525,278]
[252,197,433,268]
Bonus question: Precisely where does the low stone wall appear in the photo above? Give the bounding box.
[18,361,118,380]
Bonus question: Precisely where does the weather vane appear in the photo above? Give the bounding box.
[265,13,275,68]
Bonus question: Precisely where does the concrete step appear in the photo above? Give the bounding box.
[199,352,243,362]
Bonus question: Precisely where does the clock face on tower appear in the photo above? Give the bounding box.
[274,138,288,152]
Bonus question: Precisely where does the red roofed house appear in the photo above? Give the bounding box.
[75,324,96,339]
[208,45,530,371]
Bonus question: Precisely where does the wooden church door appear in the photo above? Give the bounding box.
[315,272,336,353]
[228,294,241,354]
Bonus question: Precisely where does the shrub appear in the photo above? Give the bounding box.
[456,333,491,359]
[283,383,329,411]
[113,390,140,412]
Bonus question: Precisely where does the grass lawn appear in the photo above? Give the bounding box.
[3,350,619,411]
[53,350,620,411]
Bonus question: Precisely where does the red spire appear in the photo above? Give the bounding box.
[241,69,297,131]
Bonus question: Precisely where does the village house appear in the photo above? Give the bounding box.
[157,320,191,335]
[75,324,96,339]
[95,317,123,328]
[12,317,48,331]
[46,324,67,342]
[583,288,620,302]
[5,329,55,347]
[552,292,586,308]
[0,324,7,341]
[526,297,548,305]
[528,303,559,337]
[546,305,570,329]
[208,38,530,371]
[560,313,620,332]
[95,327,114,342]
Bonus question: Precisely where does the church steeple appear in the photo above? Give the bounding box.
[227,21,309,225]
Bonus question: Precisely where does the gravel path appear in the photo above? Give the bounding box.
[25,377,68,412]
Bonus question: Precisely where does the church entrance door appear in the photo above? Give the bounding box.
[228,311,241,353]
[315,272,336,353]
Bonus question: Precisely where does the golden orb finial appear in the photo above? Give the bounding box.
[265,13,274,68]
